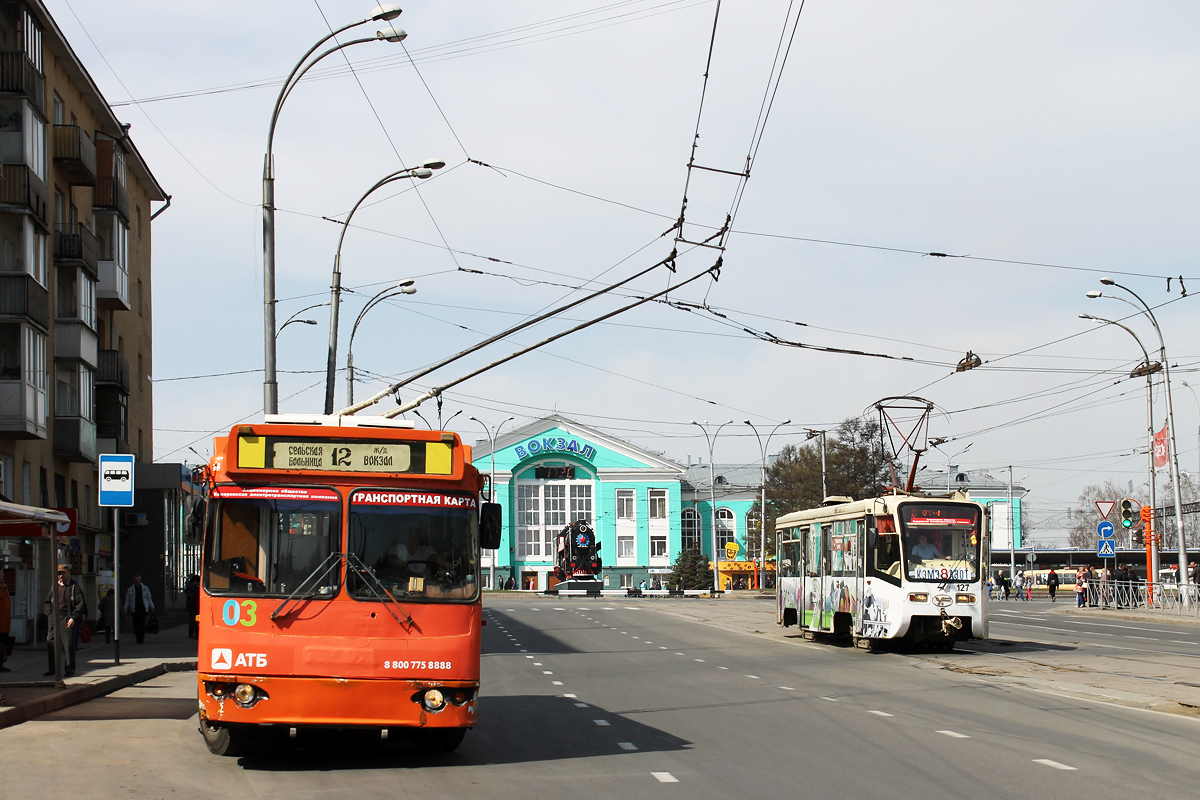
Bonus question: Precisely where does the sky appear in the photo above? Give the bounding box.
[46,1,1200,542]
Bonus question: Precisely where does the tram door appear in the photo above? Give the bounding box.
[855,518,867,636]
[800,525,817,629]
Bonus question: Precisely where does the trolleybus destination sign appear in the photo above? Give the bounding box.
[236,436,453,475]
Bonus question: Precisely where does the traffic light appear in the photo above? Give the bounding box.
[1119,498,1135,528]
[1132,528,1144,547]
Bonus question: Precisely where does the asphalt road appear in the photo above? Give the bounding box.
[5,596,1199,799]
[984,598,1200,658]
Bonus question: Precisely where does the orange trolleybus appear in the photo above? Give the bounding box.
[196,414,501,756]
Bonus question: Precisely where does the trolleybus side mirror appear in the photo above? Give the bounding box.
[480,503,502,550]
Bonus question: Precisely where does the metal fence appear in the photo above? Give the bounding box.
[1075,579,1200,616]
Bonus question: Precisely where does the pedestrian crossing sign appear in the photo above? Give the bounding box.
[1097,539,1116,558]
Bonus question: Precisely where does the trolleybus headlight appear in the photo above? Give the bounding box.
[955,593,976,604]
[233,683,265,707]
[908,592,929,603]
[423,688,446,711]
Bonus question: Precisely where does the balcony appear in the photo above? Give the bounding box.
[53,415,97,463]
[96,259,129,311]
[97,349,130,393]
[0,273,49,330]
[53,320,98,367]
[0,163,49,230]
[96,387,127,448]
[53,223,99,277]
[0,378,47,439]
[52,125,97,186]
[94,177,129,222]
[0,51,45,118]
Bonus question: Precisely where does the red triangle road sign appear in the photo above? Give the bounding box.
[1096,501,1116,520]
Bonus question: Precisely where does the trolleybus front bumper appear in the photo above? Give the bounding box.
[198,673,478,729]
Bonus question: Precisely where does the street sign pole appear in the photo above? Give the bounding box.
[98,454,136,666]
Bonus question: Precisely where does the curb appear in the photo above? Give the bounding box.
[0,659,197,730]
[1047,604,1200,627]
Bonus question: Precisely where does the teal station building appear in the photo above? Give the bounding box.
[470,415,762,590]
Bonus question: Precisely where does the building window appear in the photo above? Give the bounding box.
[619,573,633,588]
[616,489,634,520]
[25,326,47,427]
[716,507,736,549]
[617,535,635,559]
[55,362,95,418]
[681,508,700,551]
[22,461,30,506]
[517,484,540,559]
[649,489,667,519]
[137,279,144,317]
[650,535,667,558]
[543,484,566,553]
[136,205,143,241]
[137,353,143,390]
[0,323,18,379]
[53,92,63,125]
[28,113,45,181]
[569,484,591,523]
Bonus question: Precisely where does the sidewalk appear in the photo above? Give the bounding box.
[0,621,198,729]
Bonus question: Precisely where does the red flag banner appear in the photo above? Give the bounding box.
[1153,423,1170,468]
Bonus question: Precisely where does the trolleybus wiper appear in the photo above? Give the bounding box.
[344,553,415,628]
[271,551,342,621]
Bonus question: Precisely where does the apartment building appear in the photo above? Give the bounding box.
[0,1,166,642]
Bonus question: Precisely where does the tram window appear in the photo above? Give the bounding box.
[779,540,798,578]
[873,534,901,578]
[805,527,821,577]
[204,490,341,596]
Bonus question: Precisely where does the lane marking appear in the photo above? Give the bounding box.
[618,742,638,751]
[937,730,970,738]
[718,666,729,670]
[675,652,686,656]
[1125,636,1160,641]
[779,686,796,691]
[602,607,615,610]
[526,656,535,659]
[563,693,577,698]
[575,702,588,707]
[1060,621,1180,634]
[520,650,528,652]
[989,621,1075,634]
[594,720,610,726]
[533,662,542,665]
[745,675,761,680]
[867,710,894,717]
[552,681,564,686]
[554,608,566,611]
[821,696,839,701]
[543,671,554,674]
[1171,640,1194,644]
[1033,759,1077,771]
[652,772,679,783]
[694,659,706,662]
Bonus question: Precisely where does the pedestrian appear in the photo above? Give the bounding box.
[638,579,646,591]
[45,563,86,677]
[185,574,201,640]
[1075,568,1088,608]
[0,577,11,673]
[123,574,155,645]
[1013,571,1026,601]
[97,588,115,644]
[1046,569,1059,602]
[999,571,1010,600]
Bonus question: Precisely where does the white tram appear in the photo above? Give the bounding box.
[776,493,988,647]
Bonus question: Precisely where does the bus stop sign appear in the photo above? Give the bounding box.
[98,454,136,507]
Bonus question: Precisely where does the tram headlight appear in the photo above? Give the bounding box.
[955,593,977,604]
[908,592,929,603]
[423,688,446,712]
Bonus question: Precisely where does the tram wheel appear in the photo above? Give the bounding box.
[200,720,256,757]
[415,727,467,753]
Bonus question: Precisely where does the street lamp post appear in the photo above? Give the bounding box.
[277,301,328,336]
[805,429,827,500]
[744,419,790,591]
[262,4,406,415]
[1080,312,1161,564]
[345,281,418,405]
[1181,380,1199,478]
[470,415,515,591]
[324,162,445,414]
[932,441,973,495]
[690,419,733,593]
[1088,278,1188,602]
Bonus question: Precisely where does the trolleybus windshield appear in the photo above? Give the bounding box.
[899,503,981,583]
[348,489,479,602]
[204,486,342,596]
